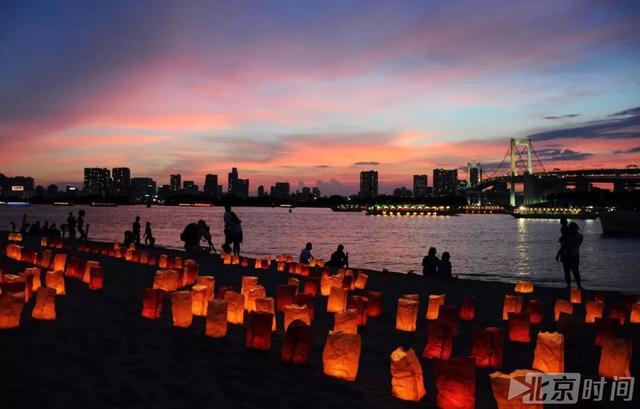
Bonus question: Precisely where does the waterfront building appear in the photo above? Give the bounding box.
[359,170,378,198]
[413,175,428,197]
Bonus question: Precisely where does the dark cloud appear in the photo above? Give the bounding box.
[316,165,330,168]
[353,161,380,166]
[613,146,640,154]
[528,106,640,141]
[536,148,593,161]
[541,114,580,120]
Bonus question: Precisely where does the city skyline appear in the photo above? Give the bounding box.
[1,1,640,195]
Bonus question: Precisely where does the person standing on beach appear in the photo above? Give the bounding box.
[555,217,569,262]
[229,212,243,256]
[77,210,87,241]
[20,214,30,234]
[560,222,583,289]
[132,216,141,245]
[299,242,313,264]
[222,205,234,253]
[67,212,76,239]
[422,247,439,276]
[144,221,155,247]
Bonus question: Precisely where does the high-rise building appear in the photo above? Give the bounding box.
[84,168,111,195]
[204,174,218,196]
[131,177,157,202]
[183,180,198,193]
[468,162,482,188]
[413,175,428,197]
[112,167,131,195]
[433,169,458,195]
[228,167,249,198]
[170,174,181,191]
[257,185,265,197]
[270,182,290,200]
[359,170,378,198]
[312,187,321,197]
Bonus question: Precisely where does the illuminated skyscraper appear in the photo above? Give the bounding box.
[359,170,378,198]
[413,175,428,197]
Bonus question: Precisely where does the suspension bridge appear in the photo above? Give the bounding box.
[469,138,640,206]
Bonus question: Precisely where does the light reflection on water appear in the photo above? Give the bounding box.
[1,205,639,292]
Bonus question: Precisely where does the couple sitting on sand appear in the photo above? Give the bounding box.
[422,247,453,279]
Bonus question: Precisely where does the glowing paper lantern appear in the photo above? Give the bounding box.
[514,281,534,294]
[281,320,312,365]
[433,357,476,409]
[40,236,48,247]
[38,250,52,270]
[472,327,504,369]
[347,295,369,326]
[53,253,67,272]
[182,260,199,286]
[8,232,23,242]
[255,296,276,330]
[503,294,523,320]
[141,288,166,319]
[526,299,544,325]
[334,309,358,334]
[171,291,193,328]
[246,311,273,351]
[277,261,286,272]
[423,321,455,360]
[425,294,445,320]
[599,337,631,378]
[585,300,604,324]
[554,299,573,321]
[216,285,233,300]
[299,264,310,277]
[158,254,169,269]
[153,270,180,293]
[82,261,100,284]
[232,255,240,265]
[89,266,103,290]
[195,276,215,301]
[0,294,24,329]
[245,285,266,311]
[241,276,259,296]
[45,270,65,295]
[459,296,475,321]
[64,256,80,279]
[32,287,56,320]
[205,299,228,338]
[224,291,245,324]
[284,304,311,330]
[609,303,627,325]
[354,272,368,290]
[532,331,564,373]
[630,302,640,324]
[342,275,354,290]
[173,256,182,269]
[594,317,619,346]
[327,286,348,313]
[287,277,300,288]
[240,257,249,267]
[366,291,382,318]
[570,287,581,304]
[390,347,426,402]
[191,284,209,316]
[24,267,41,292]
[1,274,27,301]
[276,285,297,312]
[490,369,542,409]
[396,297,419,332]
[320,275,342,296]
[294,293,315,322]
[508,312,531,343]
[323,331,361,381]
[254,258,263,269]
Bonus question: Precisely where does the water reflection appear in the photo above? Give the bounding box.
[515,218,530,276]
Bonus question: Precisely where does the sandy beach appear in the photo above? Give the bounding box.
[1,231,638,409]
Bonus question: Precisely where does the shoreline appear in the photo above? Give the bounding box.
[1,231,638,408]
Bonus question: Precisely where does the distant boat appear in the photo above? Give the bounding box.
[91,202,118,207]
[510,206,597,219]
[331,204,365,212]
[600,210,640,236]
[366,204,459,216]
[53,202,73,206]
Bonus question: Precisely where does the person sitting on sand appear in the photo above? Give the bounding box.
[438,251,453,279]
[327,244,348,268]
[144,221,156,247]
[299,242,313,264]
[180,221,200,253]
[197,220,216,253]
[422,247,439,277]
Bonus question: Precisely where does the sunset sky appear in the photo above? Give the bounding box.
[1,0,640,194]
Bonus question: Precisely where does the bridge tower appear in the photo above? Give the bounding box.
[509,138,533,206]
[467,162,482,205]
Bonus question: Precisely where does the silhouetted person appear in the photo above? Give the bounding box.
[560,222,583,289]
[197,219,216,253]
[132,216,141,245]
[42,221,50,236]
[124,230,134,248]
[438,251,453,279]
[28,221,41,236]
[222,204,234,253]
[77,210,88,241]
[67,212,76,239]
[327,244,348,268]
[20,214,30,234]
[422,247,439,276]
[555,217,569,262]
[144,221,155,247]
[60,223,67,239]
[181,222,200,253]
[10,221,16,232]
[49,223,60,238]
[300,242,313,264]
[228,212,242,256]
